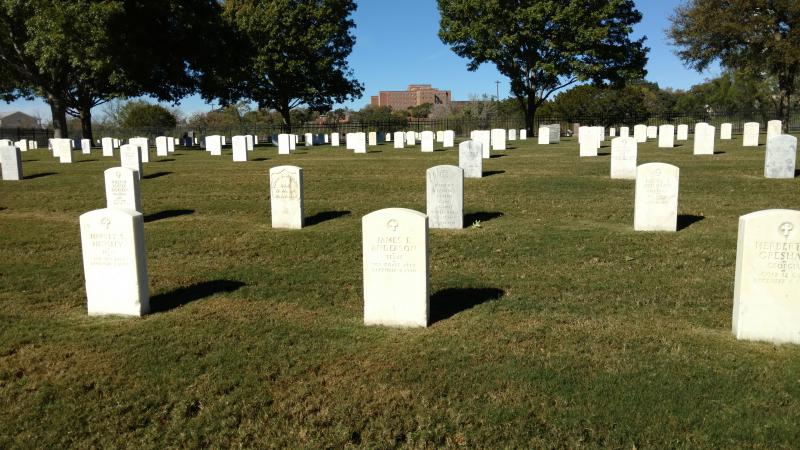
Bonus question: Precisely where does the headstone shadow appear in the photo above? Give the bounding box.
[75,159,98,163]
[464,211,504,224]
[482,170,505,177]
[714,151,726,155]
[795,169,800,177]
[144,209,195,223]
[24,172,56,180]
[677,214,705,231]
[150,279,245,313]
[251,157,270,162]
[142,171,172,180]
[305,210,351,227]
[155,158,175,163]
[489,154,506,159]
[430,287,504,324]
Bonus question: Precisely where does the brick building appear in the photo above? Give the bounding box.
[370,85,451,110]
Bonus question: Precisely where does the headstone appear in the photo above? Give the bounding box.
[102,138,114,157]
[634,163,679,232]
[610,128,616,137]
[104,167,141,212]
[289,135,296,151]
[352,132,367,154]
[405,131,416,146]
[764,135,797,179]
[331,132,340,147]
[393,132,405,149]
[436,131,444,143]
[206,135,223,156]
[743,122,760,147]
[120,144,142,179]
[579,126,599,157]
[458,140,483,179]
[610,137,637,180]
[0,145,22,180]
[278,134,291,155]
[508,129,517,141]
[620,126,630,138]
[721,123,733,140]
[232,135,248,162]
[420,131,435,152]
[538,127,550,145]
[14,139,28,152]
[155,136,169,156]
[646,126,658,139]
[633,125,647,143]
[426,165,464,229]
[167,138,175,153]
[269,165,304,229]
[0,139,14,148]
[732,209,800,344]
[81,139,91,155]
[767,120,782,143]
[244,135,254,151]
[693,123,715,155]
[305,133,314,147]
[130,138,149,163]
[519,129,527,140]
[490,129,507,150]
[546,124,561,143]
[443,130,455,148]
[366,132,376,146]
[658,125,675,148]
[53,139,72,163]
[362,208,429,327]
[80,208,149,317]
[677,124,689,141]
[470,130,491,158]
[385,133,391,142]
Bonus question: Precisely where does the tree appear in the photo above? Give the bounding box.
[438,0,648,133]
[669,0,800,131]
[408,103,433,119]
[118,101,177,129]
[207,0,364,131]
[0,0,222,140]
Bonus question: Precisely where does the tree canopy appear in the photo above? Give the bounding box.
[438,0,648,132]
[669,0,800,130]
[204,0,363,131]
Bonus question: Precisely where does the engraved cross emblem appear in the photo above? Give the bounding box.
[101,217,111,230]
[386,219,399,232]
[779,222,794,238]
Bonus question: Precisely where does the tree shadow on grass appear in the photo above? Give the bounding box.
[142,171,172,180]
[305,210,351,226]
[24,172,56,180]
[483,170,505,177]
[144,209,194,223]
[150,280,245,313]
[430,287,504,324]
[464,212,504,224]
[678,214,704,231]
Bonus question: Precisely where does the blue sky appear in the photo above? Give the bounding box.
[4,0,719,122]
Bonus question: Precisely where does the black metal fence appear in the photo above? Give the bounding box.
[4,112,799,146]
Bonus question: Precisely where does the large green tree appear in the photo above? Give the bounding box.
[0,0,221,140]
[669,0,800,131]
[437,0,648,133]
[206,0,363,131]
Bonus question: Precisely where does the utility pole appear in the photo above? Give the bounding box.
[495,81,500,101]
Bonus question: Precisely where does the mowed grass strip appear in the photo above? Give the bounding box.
[1,136,799,448]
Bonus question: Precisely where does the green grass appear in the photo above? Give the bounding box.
[1,136,799,448]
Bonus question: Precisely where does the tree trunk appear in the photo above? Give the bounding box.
[79,100,94,142]
[279,104,292,133]
[48,96,69,139]
[523,93,537,135]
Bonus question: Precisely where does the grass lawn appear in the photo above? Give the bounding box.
[1,135,799,448]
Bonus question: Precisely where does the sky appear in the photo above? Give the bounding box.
[3,0,720,123]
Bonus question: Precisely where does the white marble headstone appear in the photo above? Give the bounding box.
[720,123,733,140]
[458,140,482,179]
[120,144,142,179]
[420,131,435,152]
[443,130,455,148]
[0,145,22,180]
[634,163,679,232]
[520,129,527,140]
[80,208,149,317]
[362,208,429,327]
[130,137,149,163]
[538,127,550,145]
[677,124,689,141]
[278,134,291,155]
[104,167,141,212]
[405,131,416,146]
[470,130,491,158]
[646,126,658,139]
[426,165,464,229]
[619,126,630,138]
[732,209,800,344]
[232,135,248,162]
[693,123,715,155]
[206,135,223,155]
[81,139,91,155]
[508,129,517,141]
[156,136,169,156]
[269,165,304,229]
[393,131,405,149]
[658,125,675,148]
[767,120,782,143]
[633,125,647,143]
[331,133,340,147]
[102,138,114,157]
[490,129,506,150]
[743,122,760,147]
[610,137,637,180]
[764,135,797,179]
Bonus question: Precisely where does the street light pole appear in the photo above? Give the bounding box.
[495,81,500,101]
